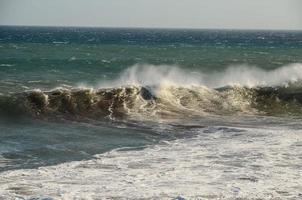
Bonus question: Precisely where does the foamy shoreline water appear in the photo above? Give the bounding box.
[1,125,301,199]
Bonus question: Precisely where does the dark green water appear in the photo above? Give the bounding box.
[1,27,302,93]
[1,26,302,172]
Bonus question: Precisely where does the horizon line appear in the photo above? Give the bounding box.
[1,24,302,32]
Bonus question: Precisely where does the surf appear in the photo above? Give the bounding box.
[98,63,302,88]
[2,63,302,121]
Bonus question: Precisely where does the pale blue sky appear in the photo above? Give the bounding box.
[1,0,301,30]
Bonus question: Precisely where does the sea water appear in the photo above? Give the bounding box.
[0,26,302,199]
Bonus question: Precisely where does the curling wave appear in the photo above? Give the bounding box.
[2,64,302,120]
[1,85,302,120]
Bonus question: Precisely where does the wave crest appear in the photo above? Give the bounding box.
[2,64,302,120]
[99,63,302,89]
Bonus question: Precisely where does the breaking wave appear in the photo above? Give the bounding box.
[2,64,302,120]
[99,63,302,88]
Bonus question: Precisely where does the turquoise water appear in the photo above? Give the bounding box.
[1,27,302,93]
[1,26,302,199]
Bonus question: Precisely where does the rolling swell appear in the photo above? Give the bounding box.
[1,84,302,121]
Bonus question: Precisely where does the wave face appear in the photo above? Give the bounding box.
[2,64,302,120]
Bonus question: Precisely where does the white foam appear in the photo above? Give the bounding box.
[98,63,302,89]
[1,125,301,199]
[0,64,14,67]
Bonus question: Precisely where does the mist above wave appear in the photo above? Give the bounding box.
[97,63,302,90]
[2,63,302,121]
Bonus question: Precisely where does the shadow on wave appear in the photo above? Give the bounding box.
[1,84,302,121]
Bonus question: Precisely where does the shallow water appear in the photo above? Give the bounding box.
[1,119,302,199]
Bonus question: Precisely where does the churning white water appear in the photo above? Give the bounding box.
[1,120,301,199]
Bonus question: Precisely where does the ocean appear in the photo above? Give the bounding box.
[0,26,302,199]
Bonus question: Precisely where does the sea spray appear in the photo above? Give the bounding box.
[97,63,302,90]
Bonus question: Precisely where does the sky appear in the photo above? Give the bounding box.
[0,0,302,30]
